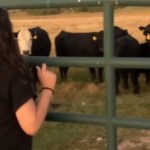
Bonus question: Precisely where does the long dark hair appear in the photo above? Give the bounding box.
[0,8,37,90]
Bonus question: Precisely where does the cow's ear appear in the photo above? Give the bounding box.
[139,26,145,31]
[124,29,128,34]
[13,32,18,37]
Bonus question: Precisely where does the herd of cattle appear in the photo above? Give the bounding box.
[14,24,150,94]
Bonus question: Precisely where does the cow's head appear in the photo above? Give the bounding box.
[14,28,32,55]
[139,24,150,41]
[96,26,128,54]
[114,26,128,39]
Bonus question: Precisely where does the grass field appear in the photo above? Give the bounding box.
[10,6,150,150]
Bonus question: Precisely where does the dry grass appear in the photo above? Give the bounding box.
[10,6,150,56]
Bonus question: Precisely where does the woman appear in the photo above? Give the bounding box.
[0,8,57,150]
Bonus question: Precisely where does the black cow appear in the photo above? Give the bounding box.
[55,26,128,82]
[100,25,146,94]
[115,34,141,94]
[14,27,51,56]
[98,26,140,94]
[138,24,150,83]
[55,30,103,82]
[139,42,150,83]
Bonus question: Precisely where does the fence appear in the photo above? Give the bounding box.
[2,0,150,149]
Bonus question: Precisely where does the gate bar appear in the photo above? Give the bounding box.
[113,0,150,6]
[24,56,150,68]
[2,0,150,9]
[103,0,117,149]
[0,0,101,9]
[47,112,150,129]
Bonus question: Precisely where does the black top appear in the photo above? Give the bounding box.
[0,65,36,150]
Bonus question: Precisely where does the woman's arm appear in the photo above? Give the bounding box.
[16,63,57,136]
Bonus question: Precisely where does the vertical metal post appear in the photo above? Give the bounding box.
[103,0,117,149]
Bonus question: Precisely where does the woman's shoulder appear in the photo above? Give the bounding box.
[0,65,19,86]
[0,64,27,80]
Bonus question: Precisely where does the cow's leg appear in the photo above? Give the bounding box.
[64,67,69,80]
[145,69,150,84]
[98,68,104,83]
[122,70,129,90]
[115,70,120,95]
[89,67,96,82]
[59,67,68,81]
[59,67,64,81]
[130,70,139,94]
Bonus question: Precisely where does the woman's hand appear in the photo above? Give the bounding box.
[36,63,57,90]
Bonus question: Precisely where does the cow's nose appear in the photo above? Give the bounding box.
[23,50,30,55]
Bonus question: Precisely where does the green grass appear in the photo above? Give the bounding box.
[33,122,106,150]
[33,68,150,150]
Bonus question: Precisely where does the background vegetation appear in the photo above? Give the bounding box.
[10,6,125,15]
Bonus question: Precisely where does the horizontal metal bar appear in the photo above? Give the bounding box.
[46,112,106,125]
[24,56,150,69]
[113,117,150,129]
[24,56,106,67]
[113,0,150,6]
[46,112,150,129]
[111,57,150,68]
[1,0,101,9]
[2,0,150,9]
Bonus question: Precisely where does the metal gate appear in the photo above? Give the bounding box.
[2,0,150,150]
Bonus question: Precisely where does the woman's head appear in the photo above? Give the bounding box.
[0,8,19,57]
[0,8,29,74]
[0,8,12,32]
[0,8,22,60]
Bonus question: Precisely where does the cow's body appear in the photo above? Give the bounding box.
[55,26,128,82]
[55,30,103,81]
[115,34,140,94]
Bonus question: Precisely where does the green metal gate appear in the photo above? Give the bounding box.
[2,0,150,150]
